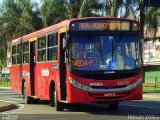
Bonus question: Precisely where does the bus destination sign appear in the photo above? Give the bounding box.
[70,20,133,31]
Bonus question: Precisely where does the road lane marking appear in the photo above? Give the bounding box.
[0,100,18,104]
[0,99,23,104]
[6,98,23,101]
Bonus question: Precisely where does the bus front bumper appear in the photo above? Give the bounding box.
[66,79,143,103]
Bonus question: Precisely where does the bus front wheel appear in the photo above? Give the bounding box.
[54,90,64,111]
[23,82,33,104]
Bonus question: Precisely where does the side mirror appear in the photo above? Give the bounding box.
[63,38,69,58]
[63,37,67,50]
[63,34,69,50]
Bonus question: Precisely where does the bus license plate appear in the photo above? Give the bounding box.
[104,93,116,97]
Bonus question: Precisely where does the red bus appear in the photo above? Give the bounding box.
[11,17,143,111]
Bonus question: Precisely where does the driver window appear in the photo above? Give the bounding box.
[116,46,124,70]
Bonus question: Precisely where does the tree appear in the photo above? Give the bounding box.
[104,0,141,19]
[77,0,103,18]
[40,0,68,27]
[0,0,42,66]
[40,0,103,27]
[145,7,160,38]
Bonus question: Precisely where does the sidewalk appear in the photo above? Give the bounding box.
[0,87,11,90]
[143,93,160,100]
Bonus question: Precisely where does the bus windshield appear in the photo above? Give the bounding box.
[69,33,141,71]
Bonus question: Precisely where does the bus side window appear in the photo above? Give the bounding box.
[47,32,58,61]
[12,45,17,65]
[17,43,23,64]
[23,41,29,63]
[38,35,46,62]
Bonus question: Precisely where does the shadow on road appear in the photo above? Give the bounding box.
[19,98,160,115]
[63,101,160,115]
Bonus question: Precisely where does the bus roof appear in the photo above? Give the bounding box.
[11,17,138,44]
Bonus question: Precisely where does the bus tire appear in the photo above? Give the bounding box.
[108,102,119,110]
[55,90,64,111]
[23,82,32,104]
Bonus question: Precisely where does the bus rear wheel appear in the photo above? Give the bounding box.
[108,102,119,110]
[54,90,64,111]
[23,82,33,104]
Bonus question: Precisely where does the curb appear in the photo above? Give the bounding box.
[143,93,160,100]
[0,87,11,90]
[0,104,17,112]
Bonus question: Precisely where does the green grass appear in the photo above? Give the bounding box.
[0,81,11,87]
[143,87,160,93]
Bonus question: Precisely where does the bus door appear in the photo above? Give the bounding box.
[29,40,36,96]
[59,31,67,100]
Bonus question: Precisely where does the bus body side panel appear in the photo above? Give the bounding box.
[22,64,31,96]
[11,65,21,94]
[35,62,59,100]
[11,64,30,95]
[66,71,143,103]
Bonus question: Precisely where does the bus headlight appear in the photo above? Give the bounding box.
[69,77,89,91]
[69,77,142,92]
[128,78,142,89]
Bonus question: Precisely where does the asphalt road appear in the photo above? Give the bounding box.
[0,88,160,120]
